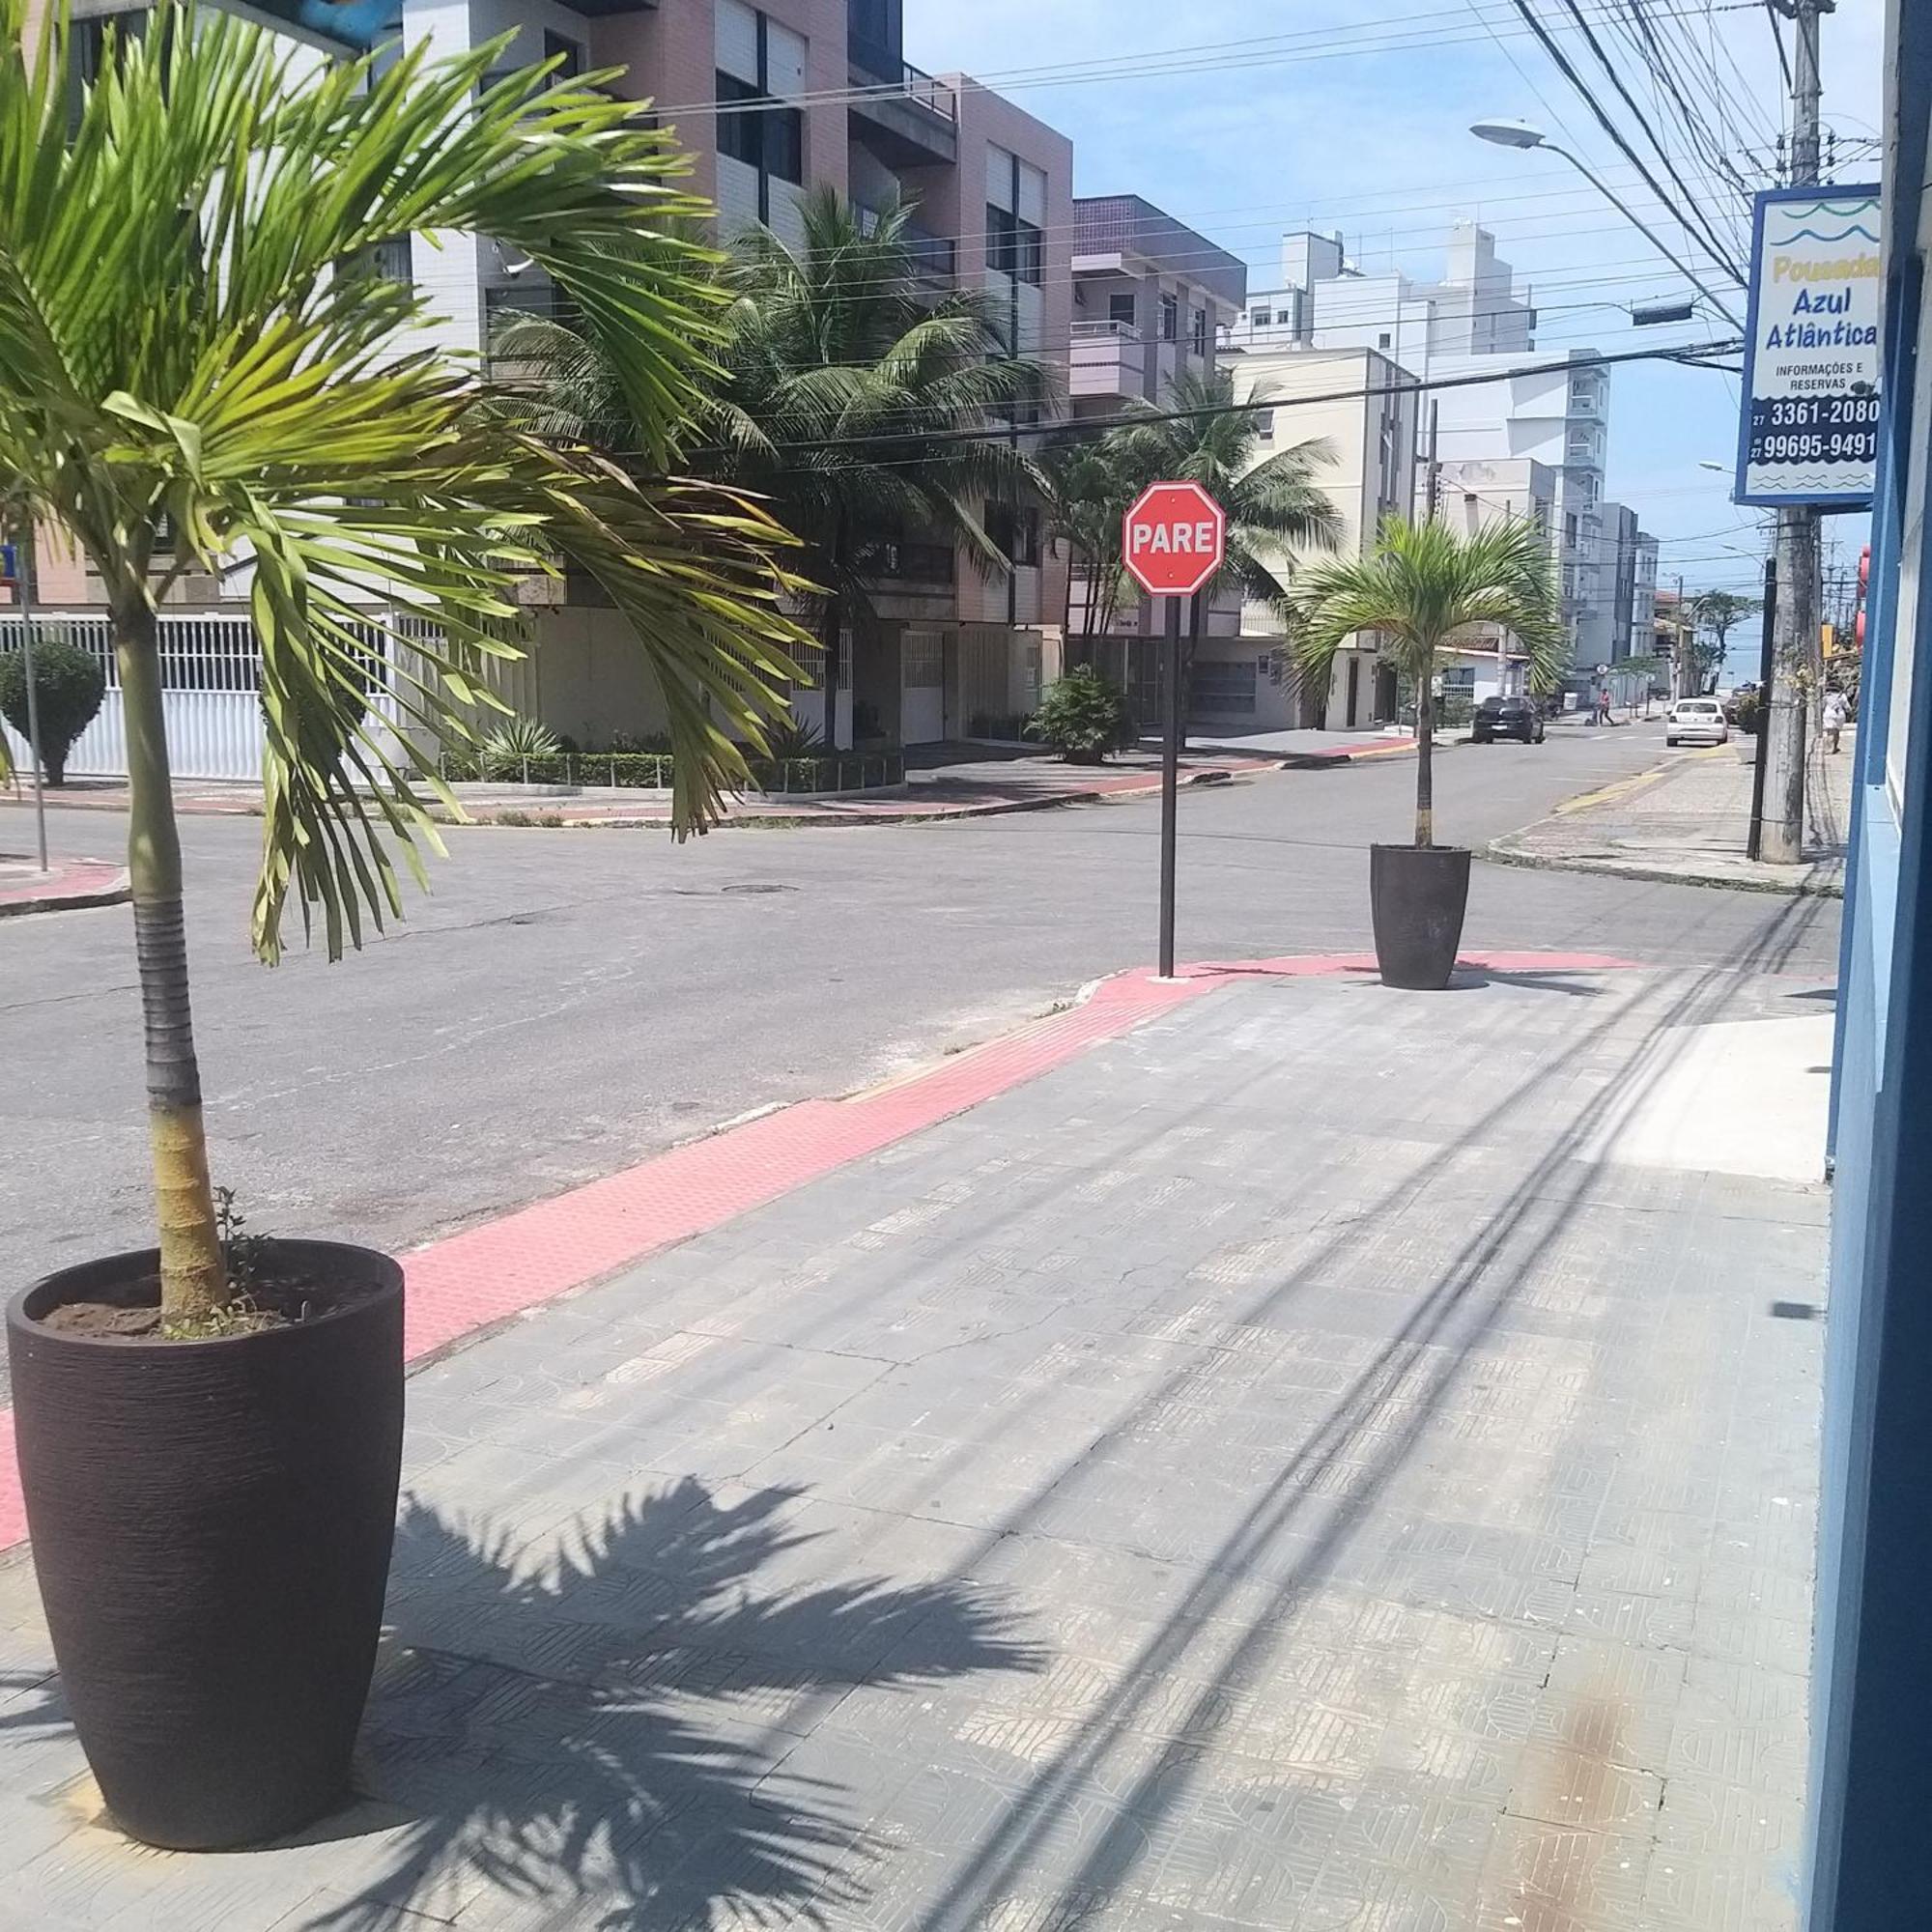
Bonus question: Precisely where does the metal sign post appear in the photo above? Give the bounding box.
[1158,594,1182,978]
[0,537,49,874]
[1122,481,1226,980]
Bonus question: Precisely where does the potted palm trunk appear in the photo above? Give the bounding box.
[1293,516,1564,988]
[0,4,805,1851]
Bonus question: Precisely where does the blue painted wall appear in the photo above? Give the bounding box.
[1806,3,1932,1921]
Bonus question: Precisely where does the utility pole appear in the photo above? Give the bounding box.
[1762,0,1832,864]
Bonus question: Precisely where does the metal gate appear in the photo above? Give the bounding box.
[0,611,409,783]
[899,630,946,744]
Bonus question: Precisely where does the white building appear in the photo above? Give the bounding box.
[1213,346,1417,732]
[1230,223,1631,691]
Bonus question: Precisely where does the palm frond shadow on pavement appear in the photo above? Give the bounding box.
[295,1480,1036,1930]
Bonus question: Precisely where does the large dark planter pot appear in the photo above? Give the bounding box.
[1369,843,1472,990]
[7,1242,404,1850]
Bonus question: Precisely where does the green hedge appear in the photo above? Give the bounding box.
[440,750,906,794]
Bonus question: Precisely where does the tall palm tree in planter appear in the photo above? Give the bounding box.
[1112,370,1340,732]
[1293,516,1565,988]
[0,1,808,1851]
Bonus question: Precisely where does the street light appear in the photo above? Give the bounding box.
[1469,120,1745,329]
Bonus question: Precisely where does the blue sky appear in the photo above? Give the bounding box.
[907,0,1885,631]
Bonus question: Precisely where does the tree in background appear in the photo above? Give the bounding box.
[1293,517,1566,849]
[0,2,810,1319]
[1689,589,1761,693]
[1038,438,1139,639]
[1112,372,1340,730]
[0,635,105,784]
[705,191,1051,745]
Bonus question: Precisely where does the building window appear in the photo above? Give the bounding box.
[1191,306,1208,355]
[1251,307,1271,328]
[717,71,804,185]
[1378,330,1392,349]
[986,205,1042,285]
[1108,291,1137,328]
[1256,410,1275,442]
[1190,659,1257,716]
[1160,293,1179,342]
[987,501,1040,568]
[543,30,582,78]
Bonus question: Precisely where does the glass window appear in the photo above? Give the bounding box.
[717,71,764,167]
[1108,292,1137,328]
[542,30,582,78]
[1378,330,1393,349]
[1251,307,1271,328]
[987,209,1041,285]
[1191,307,1208,355]
[716,71,802,184]
[1160,294,1179,342]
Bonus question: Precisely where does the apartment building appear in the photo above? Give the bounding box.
[1437,454,1557,704]
[1065,195,1247,642]
[1230,223,1629,694]
[25,0,1074,770]
[413,0,1076,750]
[1209,346,1417,732]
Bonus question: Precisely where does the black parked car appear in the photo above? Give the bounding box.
[1472,695,1547,744]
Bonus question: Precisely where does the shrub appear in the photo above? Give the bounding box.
[1733,688,1764,736]
[759,715,828,761]
[0,637,107,785]
[1026,668,1135,763]
[477,717,561,779]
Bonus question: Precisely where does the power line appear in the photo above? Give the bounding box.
[1764,0,1795,86]
[656,336,1743,465]
[1499,0,1749,285]
[1553,0,1753,276]
[644,0,1761,119]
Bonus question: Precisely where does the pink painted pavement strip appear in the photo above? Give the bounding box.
[0,948,1639,1553]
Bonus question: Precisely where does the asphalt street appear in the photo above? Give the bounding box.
[0,723,1841,1306]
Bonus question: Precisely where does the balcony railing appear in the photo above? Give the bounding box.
[1070,320,1147,399]
[856,205,956,284]
[857,540,957,587]
[848,44,957,125]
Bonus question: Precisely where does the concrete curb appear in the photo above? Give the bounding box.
[451,766,1245,831]
[1480,834,1845,898]
[0,867,130,918]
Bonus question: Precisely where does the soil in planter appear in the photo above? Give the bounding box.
[37,1251,384,1343]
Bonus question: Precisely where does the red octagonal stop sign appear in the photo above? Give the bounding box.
[1122,480,1226,599]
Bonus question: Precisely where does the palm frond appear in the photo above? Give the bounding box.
[0,0,811,963]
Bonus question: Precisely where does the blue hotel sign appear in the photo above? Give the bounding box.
[1734,185,1883,509]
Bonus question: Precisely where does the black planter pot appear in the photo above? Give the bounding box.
[7,1242,404,1850]
[1369,843,1472,989]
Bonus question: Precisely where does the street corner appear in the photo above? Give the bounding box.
[0,854,128,919]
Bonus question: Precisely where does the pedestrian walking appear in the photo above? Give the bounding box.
[1824,687,1849,754]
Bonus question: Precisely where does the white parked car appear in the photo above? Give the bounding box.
[1666,697,1729,747]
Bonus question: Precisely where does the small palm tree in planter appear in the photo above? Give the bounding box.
[0,2,808,1851]
[1292,516,1565,988]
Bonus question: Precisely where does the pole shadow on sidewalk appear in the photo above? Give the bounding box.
[907,892,1831,1927]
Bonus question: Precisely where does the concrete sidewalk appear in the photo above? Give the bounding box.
[0,943,1829,1929]
[1487,730,1854,895]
